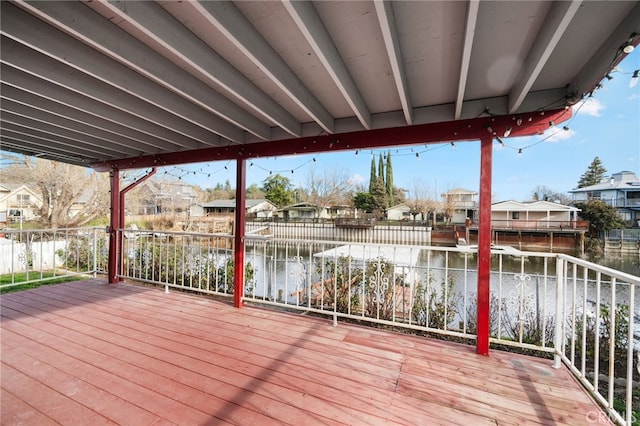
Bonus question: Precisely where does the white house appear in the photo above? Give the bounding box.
[190,199,276,219]
[441,188,478,223]
[386,203,411,221]
[0,183,42,223]
[491,200,580,228]
[569,171,640,224]
[275,202,326,221]
[275,203,353,221]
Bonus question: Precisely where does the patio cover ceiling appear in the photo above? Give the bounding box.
[1,1,638,170]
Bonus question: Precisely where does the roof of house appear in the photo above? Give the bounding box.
[569,171,640,193]
[492,200,579,212]
[199,199,272,209]
[0,184,43,203]
[388,203,409,211]
[277,202,319,211]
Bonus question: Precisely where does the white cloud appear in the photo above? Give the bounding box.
[349,173,365,185]
[628,93,639,101]
[575,98,605,117]
[544,125,576,143]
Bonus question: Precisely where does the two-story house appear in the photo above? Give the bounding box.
[441,188,478,223]
[569,171,640,224]
[0,183,42,223]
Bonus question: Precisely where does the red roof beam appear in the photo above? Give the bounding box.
[92,108,571,172]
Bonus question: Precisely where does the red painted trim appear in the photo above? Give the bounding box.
[92,109,571,172]
[108,169,120,284]
[118,168,156,282]
[119,168,157,228]
[476,136,492,355]
[233,159,246,308]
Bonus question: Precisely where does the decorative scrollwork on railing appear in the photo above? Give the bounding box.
[17,246,33,270]
[508,272,535,312]
[368,258,390,304]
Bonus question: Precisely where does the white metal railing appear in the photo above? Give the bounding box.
[555,255,639,426]
[0,227,108,289]
[119,228,236,297]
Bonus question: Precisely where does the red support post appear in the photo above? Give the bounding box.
[476,136,493,355]
[107,169,120,284]
[233,159,246,308]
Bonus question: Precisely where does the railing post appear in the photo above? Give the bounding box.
[108,169,120,284]
[92,226,97,278]
[553,256,564,368]
[625,283,635,425]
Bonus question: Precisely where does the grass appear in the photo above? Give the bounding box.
[0,271,85,294]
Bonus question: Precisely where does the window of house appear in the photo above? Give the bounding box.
[8,209,22,217]
[16,194,30,203]
[512,212,520,220]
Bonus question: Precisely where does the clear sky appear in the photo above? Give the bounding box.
[161,48,639,202]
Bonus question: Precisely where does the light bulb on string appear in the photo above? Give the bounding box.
[630,70,639,88]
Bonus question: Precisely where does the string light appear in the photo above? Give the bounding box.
[630,70,639,88]
[503,127,512,137]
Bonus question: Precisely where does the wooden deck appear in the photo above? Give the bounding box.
[1,279,611,425]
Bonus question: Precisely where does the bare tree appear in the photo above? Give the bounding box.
[530,185,572,205]
[303,167,355,218]
[0,156,110,228]
[405,179,438,222]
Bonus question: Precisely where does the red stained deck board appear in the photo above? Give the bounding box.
[1,363,116,426]
[1,346,165,426]
[1,279,613,425]
[0,388,59,426]
[1,306,328,426]
[2,291,399,425]
[33,285,403,381]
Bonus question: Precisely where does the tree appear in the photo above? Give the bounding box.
[303,167,354,219]
[0,156,110,228]
[385,151,394,206]
[246,184,265,199]
[530,185,572,205]
[575,199,625,233]
[204,181,234,200]
[369,178,388,217]
[353,191,375,212]
[577,157,607,188]
[405,179,431,221]
[377,153,385,189]
[368,157,377,192]
[261,174,294,207]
